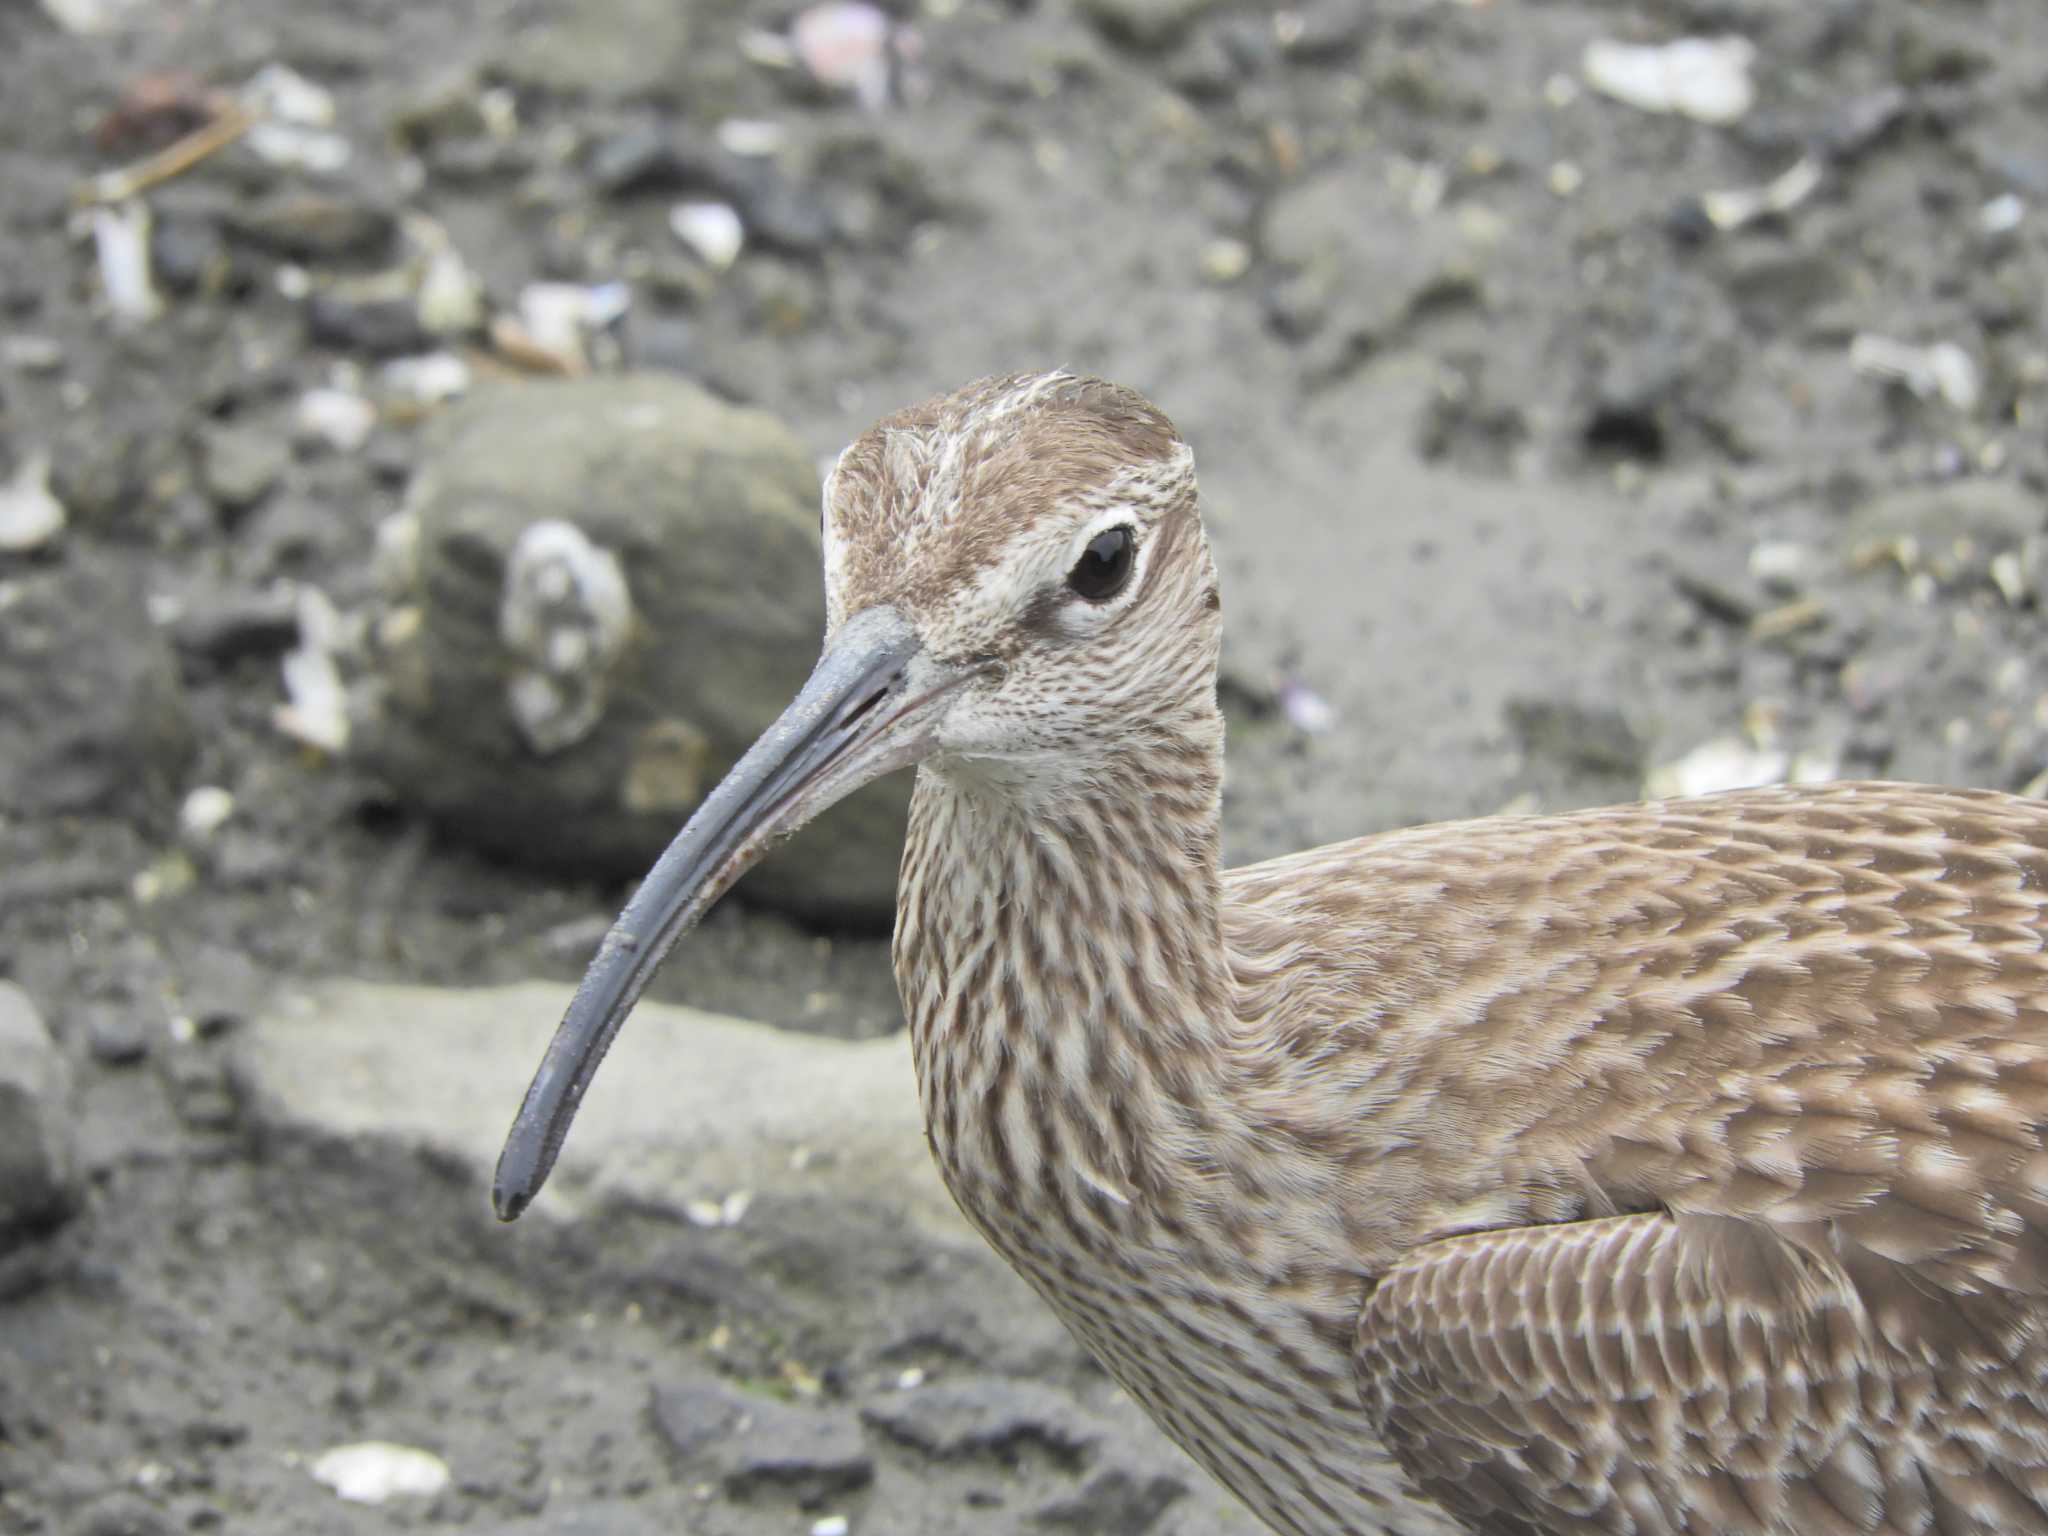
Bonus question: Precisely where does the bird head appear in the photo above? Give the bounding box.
[493,371,1218,1219]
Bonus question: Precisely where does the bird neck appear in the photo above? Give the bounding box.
[893,720,1234,1226]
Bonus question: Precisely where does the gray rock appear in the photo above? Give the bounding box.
[306,292,433,356]
[1504,697,1644,776]
[862,1377,1098,1466]
[651,1375,873,1505]
[1077,0,1218,51]
[1034,1465,1190,1533]
[197,423,287,515]
[227,191,397,261]
[1843,479,2045,581]
[0,562,194,820]
[83,1004,151,1067]
[238,979,966,1238]
[1258,170,1485,369]
[358,374,910,925]
[495,0,693,101]
[0,982,79,1244]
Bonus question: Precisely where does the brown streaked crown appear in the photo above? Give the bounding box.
[821,371,1191,632]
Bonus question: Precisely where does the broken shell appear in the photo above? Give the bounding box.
[296,388,377,452]
[669,201,744,272]
[1849,334,1981,412]
[0,453,68,553]
[91,200,163,325]
[1582,35,1756,125]
[499,519,633,755]
[1645,736,1789,800]
[1701,156,1821,232]
[309,1442,450,1504]
[178,785,235,842]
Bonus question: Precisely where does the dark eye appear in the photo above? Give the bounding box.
[1067,526,1136,601]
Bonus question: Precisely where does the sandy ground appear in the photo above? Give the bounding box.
[1,0,2045,1530]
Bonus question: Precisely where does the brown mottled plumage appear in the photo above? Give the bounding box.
[498,373,2048,1536]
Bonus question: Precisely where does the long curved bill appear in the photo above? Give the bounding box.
[494,604,953,1221]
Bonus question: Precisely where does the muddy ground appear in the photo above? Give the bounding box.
[1,0,2045,1531]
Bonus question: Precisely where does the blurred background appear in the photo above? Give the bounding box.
[0,0,2042,1530]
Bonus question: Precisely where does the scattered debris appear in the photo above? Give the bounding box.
[309,1442,451,1504]
[243,62,336,127]
[1645,736,1837,800]
[0,454,68,554]
[794,2,895,111]
[495,281,632,375]
[1582,36,1756,126]
[296,388,377,452]
[177,785,235,843]
[1199,237,1251,284]
[670,201,745,272]
[1747,540,1810,592]
[90,200,163,324]
[36,0,144,34]
[242,62,352,175]
[684,1190,755,1229]
[75,100,252,207]
[1849,333,1981,411]
[0,336,63,374]
[1279,678,1337,735]
[1981,193,2026,235]
[1701,157,1822,232]
[717,117,788,158]
[379,351,471,404]
[275,587,352,755]
[1748,596,1828,642]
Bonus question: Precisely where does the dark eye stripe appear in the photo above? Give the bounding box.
[1068,526,1135,601]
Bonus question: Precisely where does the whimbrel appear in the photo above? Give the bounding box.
[497,372,2048,1535]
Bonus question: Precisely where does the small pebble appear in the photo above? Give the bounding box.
[296,389,377,453]
[178,785,236,842]
[1199,237,1252,284]
[84,1006,151,1067]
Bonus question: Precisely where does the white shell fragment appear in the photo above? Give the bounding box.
[1279,679,1338,735]
[717,118,788,158]
[1980,194,2026,235]
[793,1,893,110]
[246,122,352,174]
[91,201,163,325]
[1701,156,1821,232]
[380,352,471,404]
[309,1441,451,1504]
[0,453,67,554]
[684,1190,755,1229]
[1849,334,1981,412]
[516,282,632,369]
[670,201,745,272]
[296,388,377,452]
[36,0,143,33]
[499,520,633,754]
[178,785,236,842]
[1645,739,1837,802]
[275,587,352,754]
[1582,36,1756,126]
[244,63,337,127]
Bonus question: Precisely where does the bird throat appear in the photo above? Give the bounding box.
[892,750,1236,1261]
